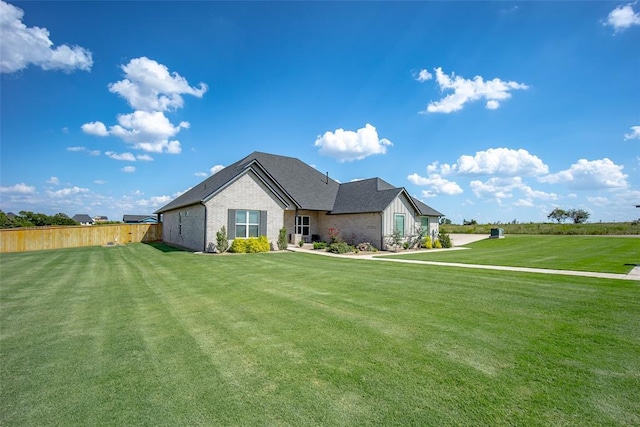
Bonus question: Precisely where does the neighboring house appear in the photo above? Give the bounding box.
[72,214,94,226]
[155,151,443,252]
[123,214,158,224]
[93,215,109,223]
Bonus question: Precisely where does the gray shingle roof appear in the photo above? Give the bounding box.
[155,152,340,213]
[155,151,444,217]
[331,178,403,214]
[72,214,94,223]
[411,197,444,217]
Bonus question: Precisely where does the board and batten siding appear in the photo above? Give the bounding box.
[204,171,288,251]
[381,194,419,247]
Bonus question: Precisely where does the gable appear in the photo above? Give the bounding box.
[156,151,339,213]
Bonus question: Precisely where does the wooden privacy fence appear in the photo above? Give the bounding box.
[0,224,162,253]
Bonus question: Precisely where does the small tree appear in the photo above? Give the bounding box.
[277,227,288,250]
[547,208,568,223]
[385,228,404,251]
[568,208,590,224]
[215,225,229,253]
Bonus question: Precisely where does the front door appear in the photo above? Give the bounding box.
[295,215,310,242]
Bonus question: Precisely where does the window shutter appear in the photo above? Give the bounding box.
[259,211,267,236]
[227,209,236,239]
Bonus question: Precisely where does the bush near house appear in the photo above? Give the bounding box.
[229,236,270,253]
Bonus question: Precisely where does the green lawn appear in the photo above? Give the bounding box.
[382,235,639,274]
[1,243,639,426]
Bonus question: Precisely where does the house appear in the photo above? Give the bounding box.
[155,151,443,252]
[93,215,109,223]
[123,214,158,224]
[72,214,94,226]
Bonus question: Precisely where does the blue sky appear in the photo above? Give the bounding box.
[1,1,639,224]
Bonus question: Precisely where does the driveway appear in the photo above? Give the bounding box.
[448,233,489,246]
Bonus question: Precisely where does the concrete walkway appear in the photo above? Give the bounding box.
[288,234,640,281]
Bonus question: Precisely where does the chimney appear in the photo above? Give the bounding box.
[326,172,329,184]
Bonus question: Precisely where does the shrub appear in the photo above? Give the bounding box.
[434,239,442,249]
[277,227,288,250]
[216,226,229,253]
[313,241,327,250]
[230,236,270,253]
[298,239,304,247]
[438,232,452,248]
[357,242,377,252]
[328,227,341,243]
[327,242,353,254]
[422,236,432,249]
[403,242,410,250]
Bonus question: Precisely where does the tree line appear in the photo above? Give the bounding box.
[546,208,590,224]
[0,211,78,228]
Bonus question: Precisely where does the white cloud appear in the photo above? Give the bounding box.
[105,151,136,161]
[539,158,628,190]
[605,2,640,32]
[82,57,206,156]
[407,172,463,196]
[414,69,433,82]
[422,67,528,113]
[46,177,60,185]
[195,164,224,177]
[81,121,108,136]
[67,146,100,156]
[107,110,187,154]
[210,164,224,175]
[47,186,89,197]
[135,195,171,207]
[136,154,154,161]
[460,175,559,207]
[94,180,107,185]
[108,57,207,112]
[434,148,548,176]
[624,125,640,140]
[315,123,393,162]
[0,183,36,193]
[121,166,136,173]
[0,0,92,73]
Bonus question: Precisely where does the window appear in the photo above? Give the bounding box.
[394,214,405,235]
[420,216,429,230]
[235,210,260,238]
[178,212,182,235]
[295,215,310,236]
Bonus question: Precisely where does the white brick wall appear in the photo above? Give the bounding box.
[204,171,288,251]
[161,204,205,251]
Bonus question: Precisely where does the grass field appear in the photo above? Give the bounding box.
[382,235,640,274]
[1,243,639,426]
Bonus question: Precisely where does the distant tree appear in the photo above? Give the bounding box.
[567,208,590,224]
[0,211,13,228]
[50,213,78,226]
[439,217,452,225]
[547,208,568,223]
[463,218,477,225]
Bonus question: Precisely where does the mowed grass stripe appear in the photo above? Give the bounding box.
[382,235,640,274]
[1,244,639,426]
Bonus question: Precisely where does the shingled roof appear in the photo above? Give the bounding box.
[331,178,404,214]
[155,152,340,213]
[156,152,443,217]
